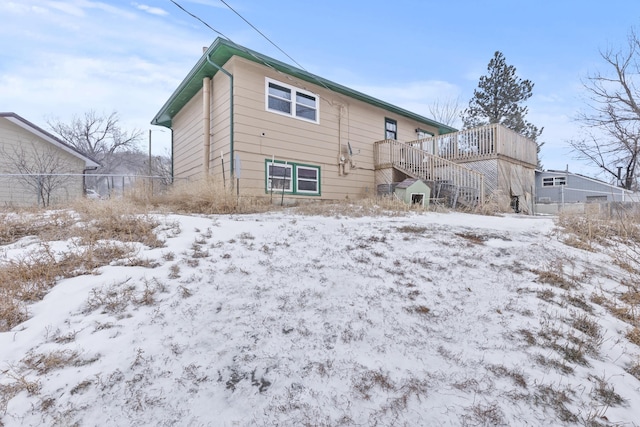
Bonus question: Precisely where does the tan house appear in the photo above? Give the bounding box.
[0,112,99,207]
[152,38,538,210]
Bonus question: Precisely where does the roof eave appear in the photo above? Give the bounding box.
[151,38,456,134]
[0,112,100,168]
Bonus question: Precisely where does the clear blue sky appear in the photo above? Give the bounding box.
[1,0,639,178]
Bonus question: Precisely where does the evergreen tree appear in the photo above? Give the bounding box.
[462,51,543,150]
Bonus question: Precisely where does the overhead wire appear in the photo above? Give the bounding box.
[168,0,231,40]
[168,0,338,97]
[218,0,308,72]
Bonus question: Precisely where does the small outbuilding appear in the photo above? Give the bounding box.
[394,178,430,207]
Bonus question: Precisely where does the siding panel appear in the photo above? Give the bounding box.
[0,117,86,206]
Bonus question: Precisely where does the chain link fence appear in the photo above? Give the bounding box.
[0,173,179,208]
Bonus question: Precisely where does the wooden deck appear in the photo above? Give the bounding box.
[405,123,538,168]
[374,139,485,206]
[373,124,538,207]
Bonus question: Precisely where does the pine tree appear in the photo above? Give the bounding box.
[462,51,543,146]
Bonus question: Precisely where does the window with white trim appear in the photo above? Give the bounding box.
[266,160,320,195]
[296,166,319,193]
[543,176,566,187]
[267,162,292,191]
[266,78,319,123]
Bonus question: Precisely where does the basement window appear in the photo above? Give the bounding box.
[266,159,320,195]
[296,166,319,194]
[266,78,319,123]
[267,162,293,192]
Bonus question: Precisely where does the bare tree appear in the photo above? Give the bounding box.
[48,111,143,175]
[151,154,173,186]
[1,143,76,207]
[428,97,462,128]
[570,28,640,189]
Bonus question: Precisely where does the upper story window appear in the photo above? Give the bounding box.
[385,118,397,140]
[542,176,566,187]
[266,78,319,123]
[416,129,434,139]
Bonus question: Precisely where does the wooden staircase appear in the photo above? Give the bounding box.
[374,139,485,209]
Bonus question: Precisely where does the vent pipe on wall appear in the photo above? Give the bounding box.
[203,77,211,176]
[205,54,234,187]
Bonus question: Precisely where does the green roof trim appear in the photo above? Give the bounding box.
[151,38,457,135]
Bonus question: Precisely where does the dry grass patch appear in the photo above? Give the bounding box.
[571,312,602,339]
[294,195,434,218]
[0,210,77,246]
[534,384,578,423]
[70,200,164,248]
[0,371,41,415]
[0,297,28,332]
[0,241,138,332]
[21,350,82,375]
[556,211,617,250]
[475,190,512,216]
[626,327,640,346]
[533,260,579,290]
[463,402,505,426]
[589,374,626,407]
[487,364,527,388]
[405,305,431,316]
[141,177,273,215]
[0,201,168,331]
[626,359,640,381]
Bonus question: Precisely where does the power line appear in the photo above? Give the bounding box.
[168,0,230,40]
[168,0,337,100]
[218,0,307,72]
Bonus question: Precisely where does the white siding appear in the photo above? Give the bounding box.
[0,117,85,207]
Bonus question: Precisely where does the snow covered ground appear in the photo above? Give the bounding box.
[1,209,640,426]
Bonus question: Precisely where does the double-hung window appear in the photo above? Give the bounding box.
[266,78,319,123]
[266,159,320,195]
[385,118,397,140]
[267,162,293,191]
[296,166,319,193]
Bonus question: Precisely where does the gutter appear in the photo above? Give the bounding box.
[205,53,235,184]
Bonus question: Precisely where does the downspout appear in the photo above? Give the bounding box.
[205,54,234,186]
[203,77,211,176]
[82,166,98,194]
[338,104,343,176]
[170,128,174,183]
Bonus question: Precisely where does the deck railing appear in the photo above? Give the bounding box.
[374,139,485,205]
[406,123,537,166]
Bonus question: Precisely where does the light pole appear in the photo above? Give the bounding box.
[148,129,152,178]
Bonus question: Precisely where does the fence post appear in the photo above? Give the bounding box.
[37,175,43,207]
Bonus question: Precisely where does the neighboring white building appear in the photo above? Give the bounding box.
[0,112,99,207]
